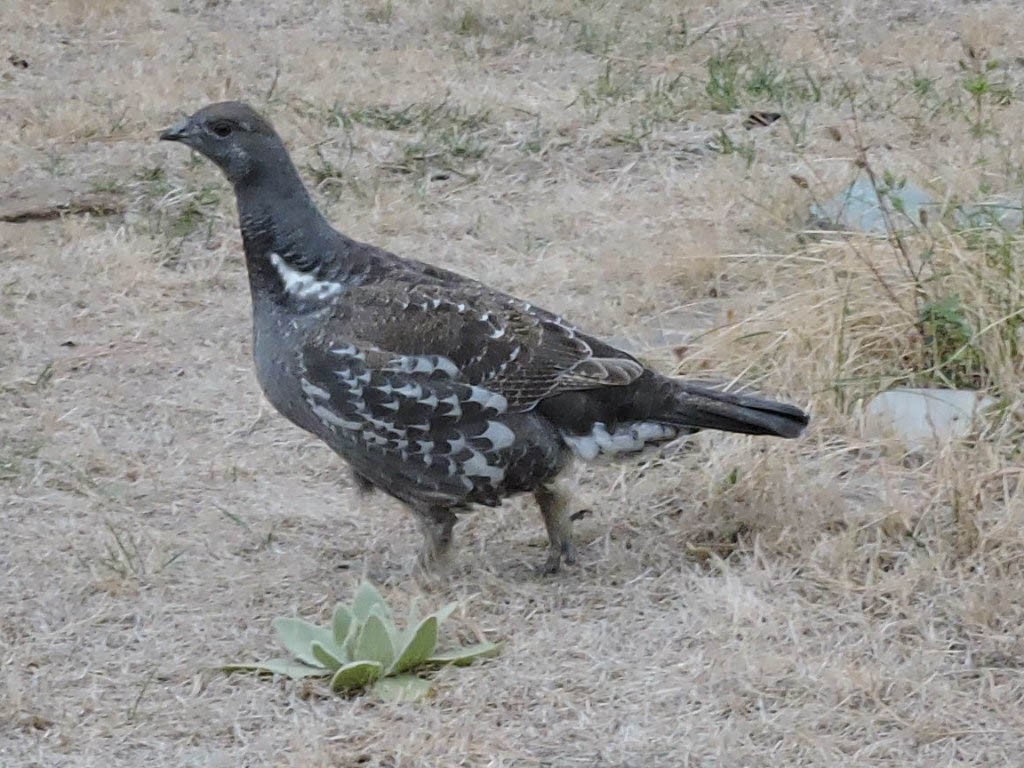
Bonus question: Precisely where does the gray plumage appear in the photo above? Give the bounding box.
[160,101,809,573]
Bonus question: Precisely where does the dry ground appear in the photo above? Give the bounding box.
[4,1,1024,766]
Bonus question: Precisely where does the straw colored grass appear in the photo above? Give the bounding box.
[3,1,1023,766]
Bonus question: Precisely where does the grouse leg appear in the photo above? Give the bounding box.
[415,506,458,570]
[535,484,577,574]
[350,469,375,497]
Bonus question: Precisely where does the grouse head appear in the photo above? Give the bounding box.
[160,101,282,184]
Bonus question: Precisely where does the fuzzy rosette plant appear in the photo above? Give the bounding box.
[224,582,499,701]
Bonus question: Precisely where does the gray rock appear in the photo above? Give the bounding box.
[810,175,936,234]
[956,195,1024,230]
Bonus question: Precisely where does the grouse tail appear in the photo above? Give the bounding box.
[664,380,809,439]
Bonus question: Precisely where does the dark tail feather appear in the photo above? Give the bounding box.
[668,382,809,438]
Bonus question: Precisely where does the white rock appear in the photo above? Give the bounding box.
[860,388,995,449]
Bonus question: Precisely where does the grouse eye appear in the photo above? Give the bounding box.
[210,120,233,138]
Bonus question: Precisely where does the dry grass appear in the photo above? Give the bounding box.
[3,1,1024,766]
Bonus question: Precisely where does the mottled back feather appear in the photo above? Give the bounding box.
[305,272,644,412]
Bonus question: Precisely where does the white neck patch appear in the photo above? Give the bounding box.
[270,253,342,301]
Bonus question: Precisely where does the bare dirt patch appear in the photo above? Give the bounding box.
[3,1,1023,766]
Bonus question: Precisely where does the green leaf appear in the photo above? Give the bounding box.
[221,659,330,679]
[311,640,347,670]
[272,618,335,668]
[332,605,355,646]
[344,623,361,660]
[390,616,439,674]
[353,614,395,669]
[371,675,433,702]
[426,641,501,667]
[351,582,390,622]
[330,660,382,692]
[370,603,402,651]
[429,601,459,625]
[405,596,423,627]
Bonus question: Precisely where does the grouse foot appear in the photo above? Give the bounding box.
[535,484,577,574]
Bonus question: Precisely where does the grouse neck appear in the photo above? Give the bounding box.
[233,154,344,309]
[234,156,334,259]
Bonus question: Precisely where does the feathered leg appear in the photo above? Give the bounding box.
[350,469,376,497]
[415,507,458,570]
[535,484,577,574]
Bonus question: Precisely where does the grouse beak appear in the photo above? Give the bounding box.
[159,117,194,143]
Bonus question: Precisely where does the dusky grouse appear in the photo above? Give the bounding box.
[160,101,809,573]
